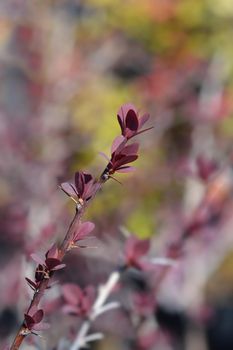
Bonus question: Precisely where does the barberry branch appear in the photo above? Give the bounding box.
[9,183,104,350]
[9,103,151,350]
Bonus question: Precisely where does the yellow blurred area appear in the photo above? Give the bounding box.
[0,17,11,45]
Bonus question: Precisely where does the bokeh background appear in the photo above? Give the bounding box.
[1,0,233,349]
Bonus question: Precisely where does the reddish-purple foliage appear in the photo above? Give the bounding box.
[124,236,150,269]
[60,171,98,208]
[23,307,49,334]
[61,283,95,317]
[102,140,139,179]
[31,244,65,281]
[117,103,152,140]
[71,221,95,248]
[9,102,153,349]
[99,103,152,181]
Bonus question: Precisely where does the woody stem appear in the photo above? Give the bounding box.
[9,177,107,350]
[9,209,79,350]
[10,177,106,350]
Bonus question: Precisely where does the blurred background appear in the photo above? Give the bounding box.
[1,0,233,349]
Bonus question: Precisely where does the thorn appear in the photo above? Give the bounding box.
[109,176,122,185]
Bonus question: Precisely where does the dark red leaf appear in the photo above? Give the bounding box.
[125,236,150,262]
[117,103,136,121]
[46,244,58,259]
[73,221,95,242]
[133,239,150,258]
[121,143,139,156]
[75,172,85,196]
[33,309,44,324]
[114,155,138,169]
[125,109,139,131]
[83,179,97,201]
[111,135,126,154]
[24,314,35,329]
[83,172,93,184]
[45,258,62,270]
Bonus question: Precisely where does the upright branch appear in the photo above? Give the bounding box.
[9,103,152,350]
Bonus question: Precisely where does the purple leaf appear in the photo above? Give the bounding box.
[133,239,150,258]
[122,143,139,156]
[24,314,35,328]
[111,135,126,154]
[33,309,44,323]
[46,244,58,259]
[83,172,93,184]
[125,109,139,131]
[139,113,150,128]
[83,179,97,201]
[60,182,77,197]
[126,236,150,261]
[45,258,62,270]
[116,166,135,173]
[62,283,82,305]
[114,155,138,169]
[74,221,95,241]
[117,103,137,121]
[75,172,85,196]
[138,242,150,258]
